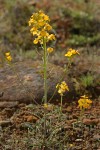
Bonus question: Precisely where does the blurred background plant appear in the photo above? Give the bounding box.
[80,73,94,88]
[0,0,100,52]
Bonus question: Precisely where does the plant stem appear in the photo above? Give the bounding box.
[43,37,47,104]
[48,60,71,103]
[60,95,63,113]
[43,111,46,148]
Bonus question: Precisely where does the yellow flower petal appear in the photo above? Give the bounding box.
[44,103,48,108]
[48,34,56,40]
[5,52,10,56]
[29,10,56,44]
[6,56,12,61]
[78,95,92,109]
[33,38,39,44]
[56,81,69,96]
[65,48,80,58]
[47,47,54,53]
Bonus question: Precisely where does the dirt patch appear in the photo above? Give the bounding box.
[0,100,100,149]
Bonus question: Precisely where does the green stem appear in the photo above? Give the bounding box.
[80,108,84,121]
[48,60,71,103]
[60,95,63,113]
[43,37,47,104]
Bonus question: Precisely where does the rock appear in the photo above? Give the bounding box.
[82,119,92,125]
[75,139,83,142]
[0,120,11,126]
[91,118,100,125]
[63,125,73,130]
[66,106,72,112]
[93,134,100,141]
[82,118,100,125]
[25,115,38,122]
[0,101,18,108]
[0,60,75,106]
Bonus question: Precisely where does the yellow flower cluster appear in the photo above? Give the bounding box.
[56,81,69,96]
[78,95,92,109]
[5,52,12,61]
[65,48,80,58]
[28,10,56,44]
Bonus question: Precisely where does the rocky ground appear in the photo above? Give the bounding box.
[0,60,75,107]
[0,59,100,150]
[0,99,100,150]
[0,46,100,150]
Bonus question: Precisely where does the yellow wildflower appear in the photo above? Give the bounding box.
[65,48,80,58]
[33,38,39,44]
[56,83,59,89]
[5,52,12,62]
[69,144,73,147]
[56,81,69,96]
[43,103,48,108]
[47,47,54,53]
[78,95,92,109]
[5,52,10,56]
[60,81,69,91]
[6,56,12,61]
[28,19,34,26]
[29,10,56,44]
[39,10,44,17]
[43,15,50,21]
[30,27,38,33]
[40,30,48,37]
[48,34,56,41]
[44,23,52,31]
[32,31,38,36]
[38,20,45,27]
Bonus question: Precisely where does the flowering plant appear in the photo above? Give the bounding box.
[29,10,56,104]
[29,10,55,50]
[56,81,69,112]
[65,48,80,58]
[78,95,92,109]
[5,52,12,62]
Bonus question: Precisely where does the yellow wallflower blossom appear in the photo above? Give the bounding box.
[43,103,48,108]
[65,48,80,58]
[7,56,12,61]
[30,27,37,33]
[39,10,44,17]
[47,47,54,53]
[44,23,52,31]
[48,34,56,41]
[78,95,92,109]
[29,10,56,45]
[38,21,45,27]
[5,52,10,56]
[69,144,73,147]
[5,52,12,61]
[33,38,39,44]
[40,30,48,37]
[32,31,38,36]
[56,81,69,96]
[43,15,50,21]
